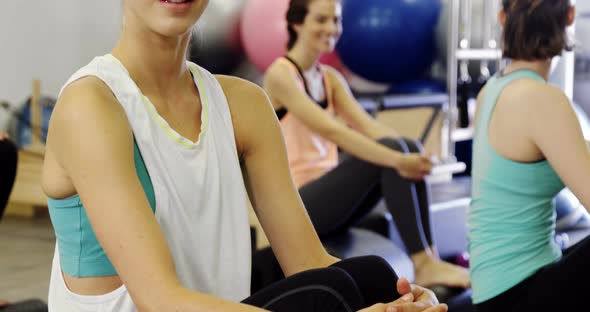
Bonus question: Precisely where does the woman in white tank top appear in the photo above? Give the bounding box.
[41,1,446,311]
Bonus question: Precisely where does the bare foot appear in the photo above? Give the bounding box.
[413,257,471,288]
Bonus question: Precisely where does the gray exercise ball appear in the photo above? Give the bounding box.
[189,0,246,74]
[555,188,590,232]
[553,103,590,232]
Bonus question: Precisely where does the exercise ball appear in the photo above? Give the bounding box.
[336,0,441,83]
[240,0,289,73]
[555,188,590,232]
[190,0,246,74]
[388,79,447,95]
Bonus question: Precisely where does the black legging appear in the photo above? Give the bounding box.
[474,234,590,311]
[243,255,400,311]
[0,139,18,220]
[299,137,433,255]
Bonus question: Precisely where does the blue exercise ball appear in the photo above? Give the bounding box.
[388,79,447,95]
[337,0,442,84]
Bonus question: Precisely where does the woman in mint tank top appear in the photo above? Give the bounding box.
[469,0,590,310]
[42,0,445,311]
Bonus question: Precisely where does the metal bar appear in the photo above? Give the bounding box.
[456,49,502,61]
[357,94,447,110]
[420,107,442,143]
[381,94,448,109]
[446,0,461,160]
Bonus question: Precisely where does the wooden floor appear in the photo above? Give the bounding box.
[0,215,54,304]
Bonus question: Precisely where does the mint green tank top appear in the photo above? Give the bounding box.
[469,70,565,303]
[47,139,155,277]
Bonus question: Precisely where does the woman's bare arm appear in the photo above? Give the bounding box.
[219,75,339,277]
[264,63,430,179]
[527,85,590,211]
[327,67,398,140]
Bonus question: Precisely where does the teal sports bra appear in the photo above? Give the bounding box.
[48,139,156,277]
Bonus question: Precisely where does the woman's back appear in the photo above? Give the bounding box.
[469,69,564,303]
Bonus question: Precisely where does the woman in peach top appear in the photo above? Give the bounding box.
[264,0,470,289]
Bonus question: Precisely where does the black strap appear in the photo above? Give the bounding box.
[275,56,329,120]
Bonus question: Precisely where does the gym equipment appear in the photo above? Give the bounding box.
[357,93,447,146]
[240,0,289,73]
[356,92,466,182]
[388,79,447,96]
[444,0,502,157]
[189,0,246,74]
[336,0,441,83]
[456,63,472,128]
[429,161,466,177]
[435,0,500,77]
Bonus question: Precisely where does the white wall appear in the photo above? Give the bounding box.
[0,0,122,129]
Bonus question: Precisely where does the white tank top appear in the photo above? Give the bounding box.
[48,54,251,311]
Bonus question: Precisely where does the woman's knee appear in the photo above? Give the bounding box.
[330,256,399,304]
[271,267,365,310]
[332,255,398,281]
